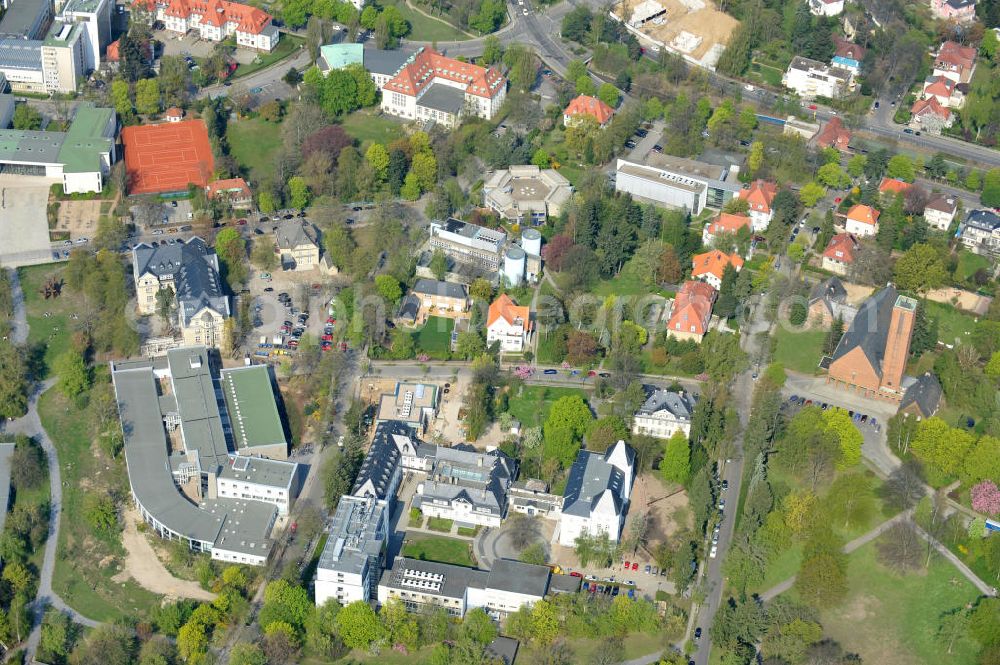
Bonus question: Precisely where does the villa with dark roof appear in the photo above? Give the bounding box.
[826,286,917,401]
[352,420,422,504]
[132,237,231,348]
[413,446,517,527]
[632,389,696,439]
[558,441,635,546]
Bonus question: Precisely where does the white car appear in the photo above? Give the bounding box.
[75,237,89,244]
[709,545,718,559]
[151,229,164,236]
[522,7,528,13]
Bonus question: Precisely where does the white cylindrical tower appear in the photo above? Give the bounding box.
[520,228,542,256]
[503,246,526,286]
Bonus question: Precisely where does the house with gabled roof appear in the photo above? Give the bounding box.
[921,75,965,109]
[816,117,852,151]
[487,294,532,352]
[563,94,615,127]
[702,212,750,246]
[807,276,857,327]
[135,0,279,50]
[738,179,778,231]
[558,441,635,546]
[845,204,880,237]
[821,233,859,276]
[924,194,958,231]
[413,446,517,528]
[691,249,743,290]
[910,96,953,134]
[932,40,977,83]
[665,280,716,342]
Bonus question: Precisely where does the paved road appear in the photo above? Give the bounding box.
[198,44,311,101]
[6,268,28,345]
[912,523,998,597]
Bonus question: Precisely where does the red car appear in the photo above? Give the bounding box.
[808,104,817,110]
[326,316,335,324]
[236,218,247,225]
[588,370,597,377]
[834,197,842,204]
[631,562,639,571]
[625,560,631,569]
[321,343,332,352]
[322,334,333,341]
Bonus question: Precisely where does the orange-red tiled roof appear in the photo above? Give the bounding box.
[879,177,912,194]
[207,177,252,200]
[923,76,957,98]
[691,250,744,282]
[705,213,750,237]
[667,281,716,336]
[935,40,976,71]
[165,107,184,118]
[911,96,952,121]
[150,0,272,34]
[739,180,778,214]
[382,47,506,100]
[563,95,615,125]
[487,294,531,331]
[847,204,880,227]
[822,233,859,264]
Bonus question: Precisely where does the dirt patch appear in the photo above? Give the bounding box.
[54,200,102,238]
[843,283,875,305]
[625,473,690,547]
[118,508,216,602]
[612,0,738,67]
[925,286,991,314]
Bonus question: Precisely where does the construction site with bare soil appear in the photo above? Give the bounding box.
[610,0,739,70]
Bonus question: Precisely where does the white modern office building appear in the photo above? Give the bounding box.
[315,495,390,605]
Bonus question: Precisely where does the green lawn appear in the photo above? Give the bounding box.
[40,384,164,622]
[402,534,476,567]
[232,34,305,78]
[18,263,74,379]
[381,0,473,42]
[340,108,406,145]
[227,116,283,183]
[593,272,670,299]
[507,385,591,429]
[925,300,978,346]
[412,316,454,359]
[812,542,981,665]
[953,251,991,284]
[427,516,453,532]
[772,327,826,374]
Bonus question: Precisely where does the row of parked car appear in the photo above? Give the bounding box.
[786,395,880,431]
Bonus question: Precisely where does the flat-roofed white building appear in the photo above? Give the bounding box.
[783,56,852,99]
[483,165,573,224]
[315,496,389,606]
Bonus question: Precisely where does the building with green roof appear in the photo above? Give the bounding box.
[0,101,115,193]
[220,364,289,460]
[319,43,364,72]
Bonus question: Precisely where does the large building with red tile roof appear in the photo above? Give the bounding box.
[691,250,743,290]
[878,177,912,196]
[563,94,615,127]
[135,0,279,50]
[816,117,851,151]
[920,75,965,109]
[738,180,778,231]
[932,40,977,83]
[702,212,750,246]
[910,96,953,134]
[207,177,253,208]
[666,281,716,342]
[486,294,532,352]
[378,47,506,128]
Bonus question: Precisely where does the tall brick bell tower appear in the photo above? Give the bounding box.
[879,295,917,397]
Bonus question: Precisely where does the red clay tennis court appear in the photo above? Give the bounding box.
[122,120,215,195]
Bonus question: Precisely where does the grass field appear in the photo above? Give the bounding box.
[925,300,978,346]
[772,327,826,374]
[953,250,991,284]
[340,108,406,145]
[18,263,73,379]
[40,383,164,622]
[227,117,283,183]
[427,516,453,532]
[402,534,475,567]
[507,385,590,428]
[412,316,454,358]
[381,0,473,42]
[813,542,981,665]
[232,34,305,78]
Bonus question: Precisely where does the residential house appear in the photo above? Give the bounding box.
[664,280,717,343]
[132,237,230,348]
[957,209,1000,256]
[932,41,977,83]
[315,495,389,605]
[920,75,965,109]
[924,194,958,230]
[783,56,852,98]
[930,0,976,23]
[378,47,507,127]
[274,220,320,271]
[691,249,744,290]
[702,212,750,246]
[413,446,517,528]
[827,286,918,400]
[809,0,844,16]
[831,37,866,75]
[816,117,852,151]
[137,0,280,51]
[844,204,880,237]
[878,177,912,198]
[632,389,696,440]
[899,372,944,420]
[486,294,532,353]
[165,107,184,122]
[558,441,635,546]
[909,96,954,134]
[507,479,563,519]
[207,177,253,209]
[807,276,857,327]
[738,179,778,232]
[410,279,469,314]
[563,94,615,127]
[821,233,859,276]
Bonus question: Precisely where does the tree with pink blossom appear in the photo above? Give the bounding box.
[971,480,1000,516]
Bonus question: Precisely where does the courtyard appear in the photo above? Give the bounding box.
[0,174,59,267]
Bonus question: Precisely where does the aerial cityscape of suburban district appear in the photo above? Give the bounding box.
[1,0,1000,663]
